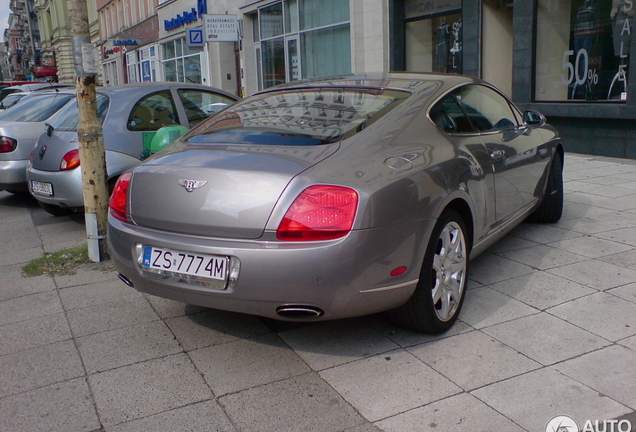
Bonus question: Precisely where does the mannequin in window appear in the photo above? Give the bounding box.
[434,21,451,72]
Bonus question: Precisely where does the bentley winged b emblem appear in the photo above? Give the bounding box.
[177,179,208,192]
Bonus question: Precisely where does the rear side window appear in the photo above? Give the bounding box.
[0,92,75,122]
[430,85,520,134]
[128,90,179,131]
[454,85,519,132]
[177,89,237,127]
[47,94,110,131]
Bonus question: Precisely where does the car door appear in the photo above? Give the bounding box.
[429,91,497,243]
[452,84,549,225]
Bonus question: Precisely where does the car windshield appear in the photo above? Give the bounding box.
[184,87,411,146]
[0,92,75,122]
[48,94,110,131]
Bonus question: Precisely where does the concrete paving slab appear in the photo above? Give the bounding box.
[89,353,212,427]
[321,349,462,421]
[608,282,636,303]
[408,330,541,391]
[547,235,634,259]
[190,332,311,396]
[0,312,71,357]
[0,264,56,300]
[467,253,536,285]
[488,271,595,311]
[218,372,368,432]
[143,294,208,319]
[472,368,632,432]
[0,290,63,326]
[547,291,636,342]
[600,249,636,271]
[497,243,587,270]
[107,400,237,432]
[0,378,100,432]
[481,312,609,366]
[0,340,84,399]
[376,392,525,432]
[554,345,636,410]
[58,277,143,311]
[596,226,636,248]
[371,317,474,348]
[457,286,537,329]
[76,320,183,374]
[278,319,399,370]
[619,335,636,351]
[165,308,272,351]
[65,296,160,337]
[547,258,636,291]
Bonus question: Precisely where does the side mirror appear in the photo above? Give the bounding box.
[523,110,546,127]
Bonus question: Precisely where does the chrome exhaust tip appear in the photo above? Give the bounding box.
[276,305,324,319]
[117,273,134,288]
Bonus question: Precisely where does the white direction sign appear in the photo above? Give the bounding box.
[204,14,238,42]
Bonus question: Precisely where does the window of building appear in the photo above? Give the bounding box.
[536,0,633,102]
[162,38,203,84]
[253,0,351,90]
[404,0,462,74]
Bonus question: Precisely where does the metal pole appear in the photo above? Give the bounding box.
[67,0,110,262]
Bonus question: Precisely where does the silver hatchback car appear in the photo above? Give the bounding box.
[0,90,76,193]
[27,82,239,215]
[108,73,564,333]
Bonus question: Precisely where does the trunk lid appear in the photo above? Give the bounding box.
[129,143,339,239]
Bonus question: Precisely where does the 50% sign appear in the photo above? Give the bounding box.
[562,48,599,86]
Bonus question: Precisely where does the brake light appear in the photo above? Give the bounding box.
[277,185,358,241]
[61,149,81,171]
[109,172,132,222]
[0,136,17,153]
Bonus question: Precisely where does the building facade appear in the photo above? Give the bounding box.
[4,0,635,158]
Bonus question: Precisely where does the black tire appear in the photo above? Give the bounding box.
[38,201,73,217]
[528,151,563,223]
[388,209,469,333]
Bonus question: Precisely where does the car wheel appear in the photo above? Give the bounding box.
[388,209,469,333]
[528,151,563,223]
[38,201,73,217]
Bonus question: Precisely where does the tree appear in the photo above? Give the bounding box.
[67,0,109,261]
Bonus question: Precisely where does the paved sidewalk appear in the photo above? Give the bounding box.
[1,153,635,432]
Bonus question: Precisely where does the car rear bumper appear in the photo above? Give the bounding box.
[26,165,84,208]
[108,215,430,321]
[0,159,28,191]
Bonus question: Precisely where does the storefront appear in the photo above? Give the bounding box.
[157,0,238,95]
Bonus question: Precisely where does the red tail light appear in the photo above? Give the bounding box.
[0,136,17,153]
[61,149,81,171]
[109,172,132,222]
[277,185,358,241]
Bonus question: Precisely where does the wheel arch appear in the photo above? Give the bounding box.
[442,198,474,253]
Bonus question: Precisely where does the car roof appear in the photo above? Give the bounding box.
[258,72,478,95]
[95,82,240,100]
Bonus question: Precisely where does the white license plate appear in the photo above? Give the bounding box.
[31,180,53,196]
[141,245,228,282]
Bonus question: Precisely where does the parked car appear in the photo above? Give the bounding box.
[0,90,77,193]
[27,82,239,215]
[0,83,73,106]
[108,72,564,333]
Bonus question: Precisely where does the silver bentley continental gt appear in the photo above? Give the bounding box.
[108,73,564,333]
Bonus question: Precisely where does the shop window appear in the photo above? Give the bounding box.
[162,38,203,84]
[255,0,351,89]
[536,0,633,101]
[403,0,462,74]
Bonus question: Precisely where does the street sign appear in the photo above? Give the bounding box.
[187,29,204,47]
[204,14,238,42]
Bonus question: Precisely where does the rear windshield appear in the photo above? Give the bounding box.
[0,92,75,122]
[184,87,410,146]
[48,94,110,131]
